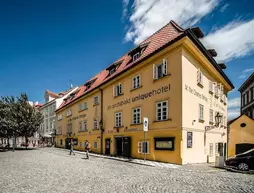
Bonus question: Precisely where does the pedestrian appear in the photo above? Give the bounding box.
[84,140,90,159]
[69,139,75,155]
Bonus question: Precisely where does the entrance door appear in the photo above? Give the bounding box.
[65,138,71,149]
[105,139,111,155]
[115,137,123,156]
[123,137,131,158]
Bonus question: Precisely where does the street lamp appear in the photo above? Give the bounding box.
[215,112,223,127]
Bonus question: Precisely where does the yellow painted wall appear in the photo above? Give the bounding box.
[228,115,254,157]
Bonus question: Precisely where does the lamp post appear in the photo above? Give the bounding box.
[215,112,223,127]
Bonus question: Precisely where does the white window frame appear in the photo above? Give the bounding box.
[84,102,88,110]
[79,121,82,131]
[132,107,141,124]
[197,68,203,86]
[153,59,167,80]
[78,104,83,111]
[84,121,87,131]
[199,104,204,121]
[132,75,141,89]
[94,141,98,149]
[138,141,149,154]
[94,96,99,105]
[115,112,122,127]
[58,114,62,121]
[209,81,214,93]
[209,109,213,123]
[113,83,122,97]
[209,143,213,157]
[66,109,72,116]
[220,83,224,100]
[156,101,168,121]
[94,119,98,130]
[133,52,140,61]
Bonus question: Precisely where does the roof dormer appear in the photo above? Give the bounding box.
[106,60,123,77]
[84,78,97,91]
[128,42,149,62]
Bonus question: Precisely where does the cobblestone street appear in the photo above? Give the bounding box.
[0,148,253,193]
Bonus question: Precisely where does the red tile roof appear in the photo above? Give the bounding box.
[46,90,60,99]
[56,20,233,112]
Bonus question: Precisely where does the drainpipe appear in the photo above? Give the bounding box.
[100,88,104,154]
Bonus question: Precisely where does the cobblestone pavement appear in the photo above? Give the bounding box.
[0,148,253,193]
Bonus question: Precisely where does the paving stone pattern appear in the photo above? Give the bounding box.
[0,148,253,193]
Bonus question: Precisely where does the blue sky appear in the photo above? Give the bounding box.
[0,0,254,119]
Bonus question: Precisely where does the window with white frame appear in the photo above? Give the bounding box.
[58,114,62,121]
[138,141,149,154]
[79,121,82,131]
[78,104,83,111]
[153,59,167,80]
[199,104,204,121]
[115,112,122,127]
[209,143,213,156]
[197,68,203,86]
[94,96,99,105]
[132,75,141,89]
[132,107,141,124]
[214,83,219,97]
[66,109,72,116]
[80,142,82,147]
[84,102,88,110]
[209,81,214,93]
[215,143,218,154]
[94,119,98,130]
[220,84,224,100]
[84,121,87,131]
[133,52,140,61]
[156,101,168,121]
[113,83,122,97]
[209,109,213,123]
[94,141,98,149]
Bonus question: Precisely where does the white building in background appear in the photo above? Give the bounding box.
[39,87,78,144]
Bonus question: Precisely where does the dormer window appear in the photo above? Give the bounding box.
[133,52,140,61]
[45,96,49,103]
[106,60,123,77]
[110,68,116,75]
[84,78,97,91]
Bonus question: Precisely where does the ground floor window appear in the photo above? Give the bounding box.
[209,143,213,157]
[80,142,82,147]
[94,141,98,149]
[60,139,62,145]
[154,137,174,150]
[138,141,149,154]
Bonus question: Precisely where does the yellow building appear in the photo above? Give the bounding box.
[55,21,234,164]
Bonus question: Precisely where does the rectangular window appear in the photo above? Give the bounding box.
[245,94,247,105]
[67,124,72,134]
[209,109,213,123]
[94,141,98,149]
[84,102,88,110]
[84,121,87,131]
[58,114,62,121]
[94,96,99,105]
[66,109,72,117]
[209,81,214,93]
[153,59,167,80]
[209,143,213,157]
[220,84,224,100]
[215,143,218,154]
[132,75,141,89]
[80,142,82,147]
[138,141,149,154]
[187,132,193,148]
[197,68,203,86]
[199,104,204,121]
[247,91,250,103]
[156,101,168,121]
[114,83,122,97]
[132,107,141,124]
[79,121,82,131]
[94,119,98,130]
[214,83,219,97]
[133,52,140,61]
[115,112,122,127]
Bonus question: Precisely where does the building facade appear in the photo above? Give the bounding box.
[55,21,234,164]
[39,88,78,144]
[239,73,254,118]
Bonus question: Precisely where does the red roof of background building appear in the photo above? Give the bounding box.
[56,20,233,112]
[46,89,60,99]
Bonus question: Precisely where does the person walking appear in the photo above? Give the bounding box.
[84,140,90,159]
[69,139,75,155]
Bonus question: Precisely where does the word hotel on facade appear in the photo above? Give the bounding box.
[55,20,234,165]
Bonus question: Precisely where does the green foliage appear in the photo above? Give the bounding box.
[0,93,43,139]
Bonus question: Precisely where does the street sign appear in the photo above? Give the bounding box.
[143,117,148,131]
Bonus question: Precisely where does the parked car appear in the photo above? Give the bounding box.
[225,148,254,171]
[21,142,29,147]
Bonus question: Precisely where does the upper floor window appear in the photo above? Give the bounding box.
[199,104,204,121]
[84,121,87,131]
[67,123,72,134]
[132,75,141,89]
[115,112,122,127]
[153,59,167,80]
[214,83,219,97]
[209,109,213,123]
[156,101,168,121]
[94,96,99,105]
[58,114,62,121]
[132,107,141,124]
[66,109,72,117]
[133,52,140,61]
[113,83,122,97]
[79,121,82,132]
[197,68,203,86]
[78,104,83,111]
[209,81,214,94]
[219,84,224,100]
[84,102,88,110]
[94,119,98,130]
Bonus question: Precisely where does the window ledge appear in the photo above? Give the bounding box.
[93,128,100,131]
[209,91,214,94]
[130,123,143,126]
[93,103,99,107]
[153,119,171,123]
[197,83,204,88]
[209,121,214,125]
[78,130,89,133]
[114,93,124,98]
[153,74,170,82]
[199,119,205,123]
[114,126,124,129]
[66,115,72,117]
[130,86,142,92]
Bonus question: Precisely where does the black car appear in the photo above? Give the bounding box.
[225,148,254,171]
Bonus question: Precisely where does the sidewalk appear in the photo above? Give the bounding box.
[56,148,225,172]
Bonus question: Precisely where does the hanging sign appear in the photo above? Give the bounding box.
[143,117,148,132]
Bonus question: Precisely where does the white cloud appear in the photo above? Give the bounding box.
[238,68,254,79]
[124,0,220,44]
[219,3,229,12]
[202,19,254,62]
[243,68,254,73]
[228,97,240,108]
[228,108,240,120]
[122,0,130,21]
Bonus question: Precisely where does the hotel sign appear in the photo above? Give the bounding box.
[107,84,170,110]
[68,114,86,122]
[185,85,208,102]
